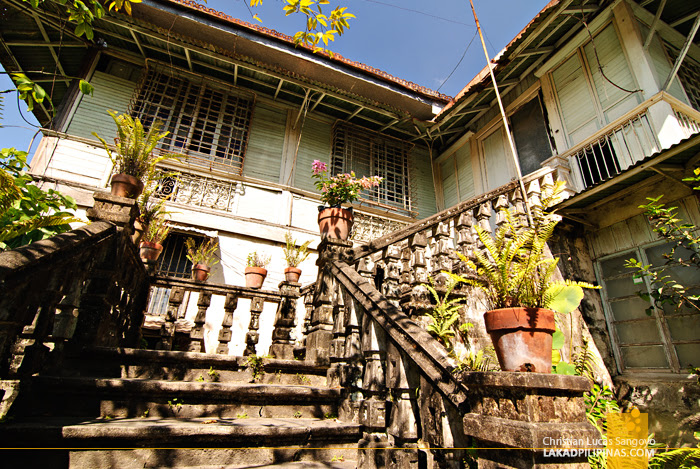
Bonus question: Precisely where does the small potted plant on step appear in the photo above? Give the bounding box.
[185,237,219,282]
[139,211,171,263]
[94,110,177,199]
[245,251,271,289]
[282,232,312,283]
[457,181,597,373]
[311,160,383,240]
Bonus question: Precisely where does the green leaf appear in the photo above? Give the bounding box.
[79,79,94,96]
[555,361,577,375]
[552,329,565,350]
[546,284,584,314]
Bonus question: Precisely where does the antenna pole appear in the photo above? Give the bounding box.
[469,0,534,225]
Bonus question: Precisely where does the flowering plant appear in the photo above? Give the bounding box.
[311,160,383,207]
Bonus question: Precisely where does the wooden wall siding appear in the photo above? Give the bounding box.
[31,137,111,188]
[411,144,437,218]
[242,101,286,183]
[66,71,137,142]
[293,117,332,193]
[642,24,691,104]
[439,143,474,211]
[588,194,700,259]
[440,156,458,209]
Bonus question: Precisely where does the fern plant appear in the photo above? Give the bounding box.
[461,181,596,310]
[424,275,465,352]
[649,434,700,469]
[93,110,177,183]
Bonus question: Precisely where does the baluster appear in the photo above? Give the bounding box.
[357,256,376,284]
[188,291,211,352]
[270,282,301,359]
[540,171,556,201]
[244,296,265,356]
[339,294,364,423]
[358,316,389,468]
[494,194,510,232]
[216,293,238,354]
[157,287,184,351]
[510,186,527,228]
[306,271,335,364]
[475,202,492,248]
[329,281,347,372]
[527,178,543,220]
[10,279,63,377]
[387,342,421,468]
[405,232,431,317]
[430,221,453,286]
[455,210,476,271]
[382,245,402,306]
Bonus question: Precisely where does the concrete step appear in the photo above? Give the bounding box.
[15,377,343,419]
[0,417,360,469]
[65,347,328,386]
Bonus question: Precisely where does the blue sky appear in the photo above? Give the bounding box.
[0,0,550,157]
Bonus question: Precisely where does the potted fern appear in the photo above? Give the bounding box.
[245,251,271,289]
[93,110,175,199]
[185,237,219,282]
[459,182,596,373]
[282,232,311,283]
[139,215,171,262]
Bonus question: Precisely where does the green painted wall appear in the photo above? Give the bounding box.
[294,117,332,193]
[243,101,286,183]
[66,71,137,142]
[412,144,437,218]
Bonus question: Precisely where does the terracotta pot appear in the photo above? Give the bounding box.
[318,206,353,240]
[284,266,302,283]
[192,263,211,282]
[139,241,163,262]
[245,266,267,289]
[110,173,144,199]
[484,307,556,373]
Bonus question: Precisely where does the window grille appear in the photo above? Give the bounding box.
[667,47,700,112]
[157,231,195,279]
[130,67,254,174]
[331,121,414,213]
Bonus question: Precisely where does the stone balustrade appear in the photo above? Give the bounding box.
[149,277,303,359]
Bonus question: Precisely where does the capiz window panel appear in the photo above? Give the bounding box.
[331,121,414,213]
[131,68,254,174]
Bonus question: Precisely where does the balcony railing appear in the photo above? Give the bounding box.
[544,92,700,192]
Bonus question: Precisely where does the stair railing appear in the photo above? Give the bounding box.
[305,167,601,467]
[149,276,301,358]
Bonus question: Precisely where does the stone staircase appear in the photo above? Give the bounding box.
[0,347,360,468]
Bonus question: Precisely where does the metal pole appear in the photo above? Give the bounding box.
[469,0,534,225]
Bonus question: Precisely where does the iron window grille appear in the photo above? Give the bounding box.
[156,231,195,279]
[130,66,254,174]
[331,121,415,214]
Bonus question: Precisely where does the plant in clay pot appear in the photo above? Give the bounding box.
[245,251,271,289]
[282,232,312,283]
[311,160,383,240]
[456,181,598,373]
[93,110,177,198]
[139,212,171,263]
[185,237,219,282]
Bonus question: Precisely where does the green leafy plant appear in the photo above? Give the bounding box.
[624,168,700,316]
[247,354,266,381]
[196,375,205,382]
[296,373,311,385]
[185,237,219,266]
[649,432,700,469]
[330,455,345,462]
[167,398,183,415]
[247,251,271,268]
[93,110,177,184]
[0,148,81,251]
[283,232,312,267]
[323,412,338,420]
[459,182,597,310]
[236,412,248,419]
[207,366,220,382]
[293,411,302,419]
[423,275,465,353]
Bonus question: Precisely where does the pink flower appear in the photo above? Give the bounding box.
[312,160,327,175]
